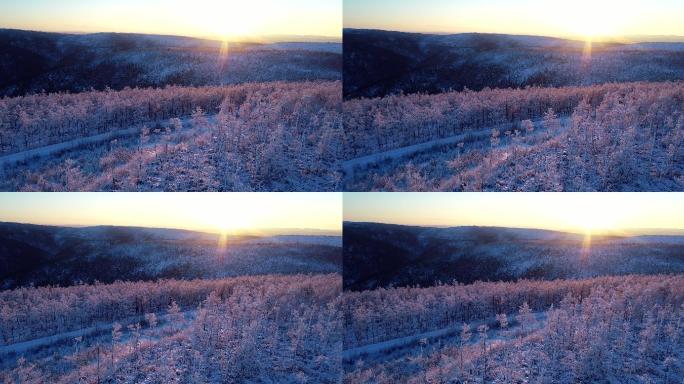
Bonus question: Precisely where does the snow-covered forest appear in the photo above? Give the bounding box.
[344,81,684,191]
[0,29,341,98]
[343,29,684,100]
[0,222,342,289]
[343,274,684,383]
[0,81,343,191]
[342,222,684,291]
[0,274,343,383]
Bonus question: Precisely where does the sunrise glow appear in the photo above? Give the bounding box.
[0,0,342,41]
[345,0,684,41]
[0,193,342,235]
[344,193,684,235]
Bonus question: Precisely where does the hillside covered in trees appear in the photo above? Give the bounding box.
[0,29,340,97]
[343,222,684,291]
[0,81,343,191]
[343,274,684,383]
[344,29,684,100]
[344,81,684,191]
[0,218,343,383]
[0,222,341,289]
[0,274,342,383]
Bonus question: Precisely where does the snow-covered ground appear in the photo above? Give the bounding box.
[0,115,208,166]
[345,81,684,191]
[1,81,343,191]
[344,275,684,383]
[0,310,195,356]
[0,274,342,383]
[342,116,558,181]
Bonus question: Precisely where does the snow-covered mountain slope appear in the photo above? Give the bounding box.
[244,235,342,247]
[0,222,341,289]
[343,222,684,291]
[0,28,341,97]
[343,29,684,99]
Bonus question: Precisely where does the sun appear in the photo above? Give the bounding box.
[558,0,629,41]
[215,16,254,39]
[215,215,252,234]
[571,210,619,235]
[560,196,625,235]
[579,215,617,235]
[198,1,266,40]
[576,14,614,40]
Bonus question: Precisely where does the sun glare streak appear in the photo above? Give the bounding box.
[582,38,593,65]
[218,39,230,70]
[580,230,592,263]
[217,231,230,249]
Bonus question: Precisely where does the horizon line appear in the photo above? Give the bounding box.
[343,27,684,43]
[0,220,342,236]
[343,220,684,236]
[0,27,343,42]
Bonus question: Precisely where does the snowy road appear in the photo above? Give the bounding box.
[0,115,214,166]
[0,127,143,165]
[343,312,547,362]
[0,310,195,356]
[343,129,492,175]
[343,116,568,178]
[342,323,467,361]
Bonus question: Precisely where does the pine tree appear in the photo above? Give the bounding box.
[168,300,184,331]
[478,324,489,382]
[459,323,471,374]
[111,322,122,371]
[518,301,535,335]
[145,313,158,329]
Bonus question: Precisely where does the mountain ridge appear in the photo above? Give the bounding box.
[343,29,684,99]
[0,222,341,289]
[343,222,684,291]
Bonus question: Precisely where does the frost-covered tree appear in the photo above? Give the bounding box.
[145,313,158,329]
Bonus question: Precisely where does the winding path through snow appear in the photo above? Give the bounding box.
[0,127,142,165]
[0,310,195,356]
[343,312,547,362]
[343,129,494,176]
[342,323,468,362]
[343,117,568,179]
[0,115,215,166]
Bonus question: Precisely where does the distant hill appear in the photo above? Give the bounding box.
[0,222,341,289]
[343,29,684,99]
[343,222,684,291]
[0,29,341,97]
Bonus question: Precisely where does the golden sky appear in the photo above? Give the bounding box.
[344,193,684,235]
[0,193,342,234]
[1,0,342,40]
[345,0,684,41]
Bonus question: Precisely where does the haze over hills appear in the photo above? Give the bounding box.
[1,221,342,237]
[0,28,341,97]
[0,221,342,289]
[343,28,684,99]
[385,31,684,44]
[343,222,684,291]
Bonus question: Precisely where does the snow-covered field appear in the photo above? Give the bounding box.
[343,275,684,383]
[0,81,343,191]
[344,81,684,191]
[0,274,343,383]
